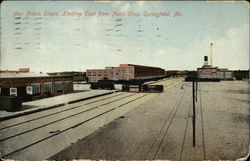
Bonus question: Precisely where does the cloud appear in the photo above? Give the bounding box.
[120,3,130,12]
[155,49,164,56]
[150,46,185,70]
[201,24,249,70]
[150,24,249,70]
[178,24,250,70]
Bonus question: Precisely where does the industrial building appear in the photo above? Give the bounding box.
[0,68,74,102]
[197,56,233,80]
[86,64,165,82]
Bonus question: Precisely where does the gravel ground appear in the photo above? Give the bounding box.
[50,81,250,161]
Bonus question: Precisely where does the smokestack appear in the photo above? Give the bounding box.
[204,55,208,66]
[210,43,213,66]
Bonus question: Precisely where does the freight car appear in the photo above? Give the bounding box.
[121,81,164,93]
[142,84,164,92]
[90,80,115,90]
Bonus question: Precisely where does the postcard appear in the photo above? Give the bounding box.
[0,1,249,161]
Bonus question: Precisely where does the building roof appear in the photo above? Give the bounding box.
[197,65,218,70]
[0,72,50,78]
[86,64,164,71]
[119,64,163,69]
[105,67,114,69]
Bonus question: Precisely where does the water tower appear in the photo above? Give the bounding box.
[204,55,208,66]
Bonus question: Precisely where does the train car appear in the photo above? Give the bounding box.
[90,80,115,90]
[121,82,164,93]
[142,84,164,92]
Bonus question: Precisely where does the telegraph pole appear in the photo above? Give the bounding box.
[192,72,196,147]
[196,81,198,102]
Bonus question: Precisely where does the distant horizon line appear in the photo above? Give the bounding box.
[1,68,249,74]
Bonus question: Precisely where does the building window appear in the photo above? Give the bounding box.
[44,82,52,94]
[128,70,133,74]
[92,72,96,76]
[55,81,62,92]
[104,71,108,76]
[109,71,113,75]
[31,83,40,95]
[98,71,102,76]
[64,81,72,92]
[115,70,120,74]
[87,72,91,76]
[92,78,96,82]
[225,72,232,78]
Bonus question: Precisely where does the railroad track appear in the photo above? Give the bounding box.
[179,83,206,161]
[0,93,136,142]
[129,86,187,160]
[0,78,180,130]
[150,87,187,160]
[163,78,183,88]
[150,78,180,86]
[0,78,182,159]
[0,93,135,155]
[177,82,206,161]
[1,94,149,158]
[178,103,192,161]
[199,84,206,160]
[146,78,172,85]
[0,92,127,130]
[137,81,205,161]
[178,83,206,161]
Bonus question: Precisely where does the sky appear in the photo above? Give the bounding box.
[0,1,249,73]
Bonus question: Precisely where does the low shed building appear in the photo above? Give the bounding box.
[0,70,74,102]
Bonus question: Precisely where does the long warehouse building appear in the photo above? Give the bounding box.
[0,68,74,102]
[86,64,165,82]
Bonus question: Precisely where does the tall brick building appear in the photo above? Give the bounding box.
[86,64,165,82]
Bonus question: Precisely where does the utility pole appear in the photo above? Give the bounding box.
[192,72,196,147]
[196,81,198,102]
